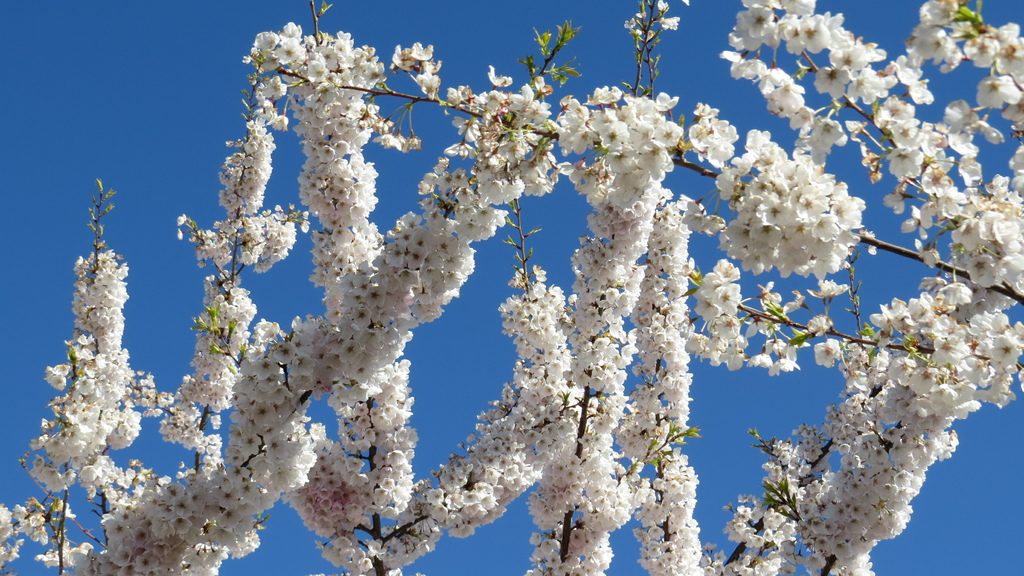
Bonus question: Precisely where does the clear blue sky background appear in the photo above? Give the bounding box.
[2,1,1021,575]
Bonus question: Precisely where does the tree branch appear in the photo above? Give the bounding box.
[856,233,1024,304]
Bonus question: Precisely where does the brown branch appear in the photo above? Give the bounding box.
[558,509,576,562]
[308,0,319,40]
[724,517,763,565]
[631,0,661,96]
[857,233,1024,304]
[736,303,893,351]
[558,386,594,562]
[673,157,719,178]
[806,439,834,474]
[275,68,483,119]
[822,554,838,576]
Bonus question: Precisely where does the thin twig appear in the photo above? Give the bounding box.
[309,0,319,40]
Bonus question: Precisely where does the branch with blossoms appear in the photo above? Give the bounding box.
[673,147,1024,305]
[169,67,307,475]
[669,4,1024,572]
[9,182,168,573]
[704,0,1024,299]
[318,6,1024,317]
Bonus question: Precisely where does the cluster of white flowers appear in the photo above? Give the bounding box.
[524,180,668,576]
[869,280,1022,410]
[688,260,822,376]
[295,360,417,570]
[389,81,697,574]
[687,259,746,370]
[701,424,823,576]
[398,279,573,549]
[0,505,19,566]
[236,22,570,574]
[558,89,684,208]
[796,344,960,576]
[687,103,739,170]
[728,2,894,114]
[621,203,702,576]
[77,470,272,576]
[165,78,305,470]
[32,253,147,488]
[705,272,1023,576]
[724,0,1024,294]
[716,131,865,279]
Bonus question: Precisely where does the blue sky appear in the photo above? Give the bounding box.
[2,1,1021,575]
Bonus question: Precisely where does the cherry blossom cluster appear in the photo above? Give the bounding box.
[688,260,840,376]
[700,427,821,576]
[233,21,572,574]
[723,0,1024,294]
[34,42,317,574]
[166,85,304,464]
[523,182,668,576]
[679,4,1024,573]
[34,252,148,486]
[715,130,865,279]
[0,505,17,566]
[16,245,170,572]
[401,277,572,544]
[692,287,1024,566]
[287,360,417,571]
[557,88,684,208]
[620,202,702,576]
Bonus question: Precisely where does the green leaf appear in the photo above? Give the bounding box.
[536,29,552,56]
[789,330,811,347]
[764,300,788,321]
[953,5,982,25]
[518,55,537,77]
[556,20,579,48]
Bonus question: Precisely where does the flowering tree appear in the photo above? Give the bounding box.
[3,0,1023,575]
